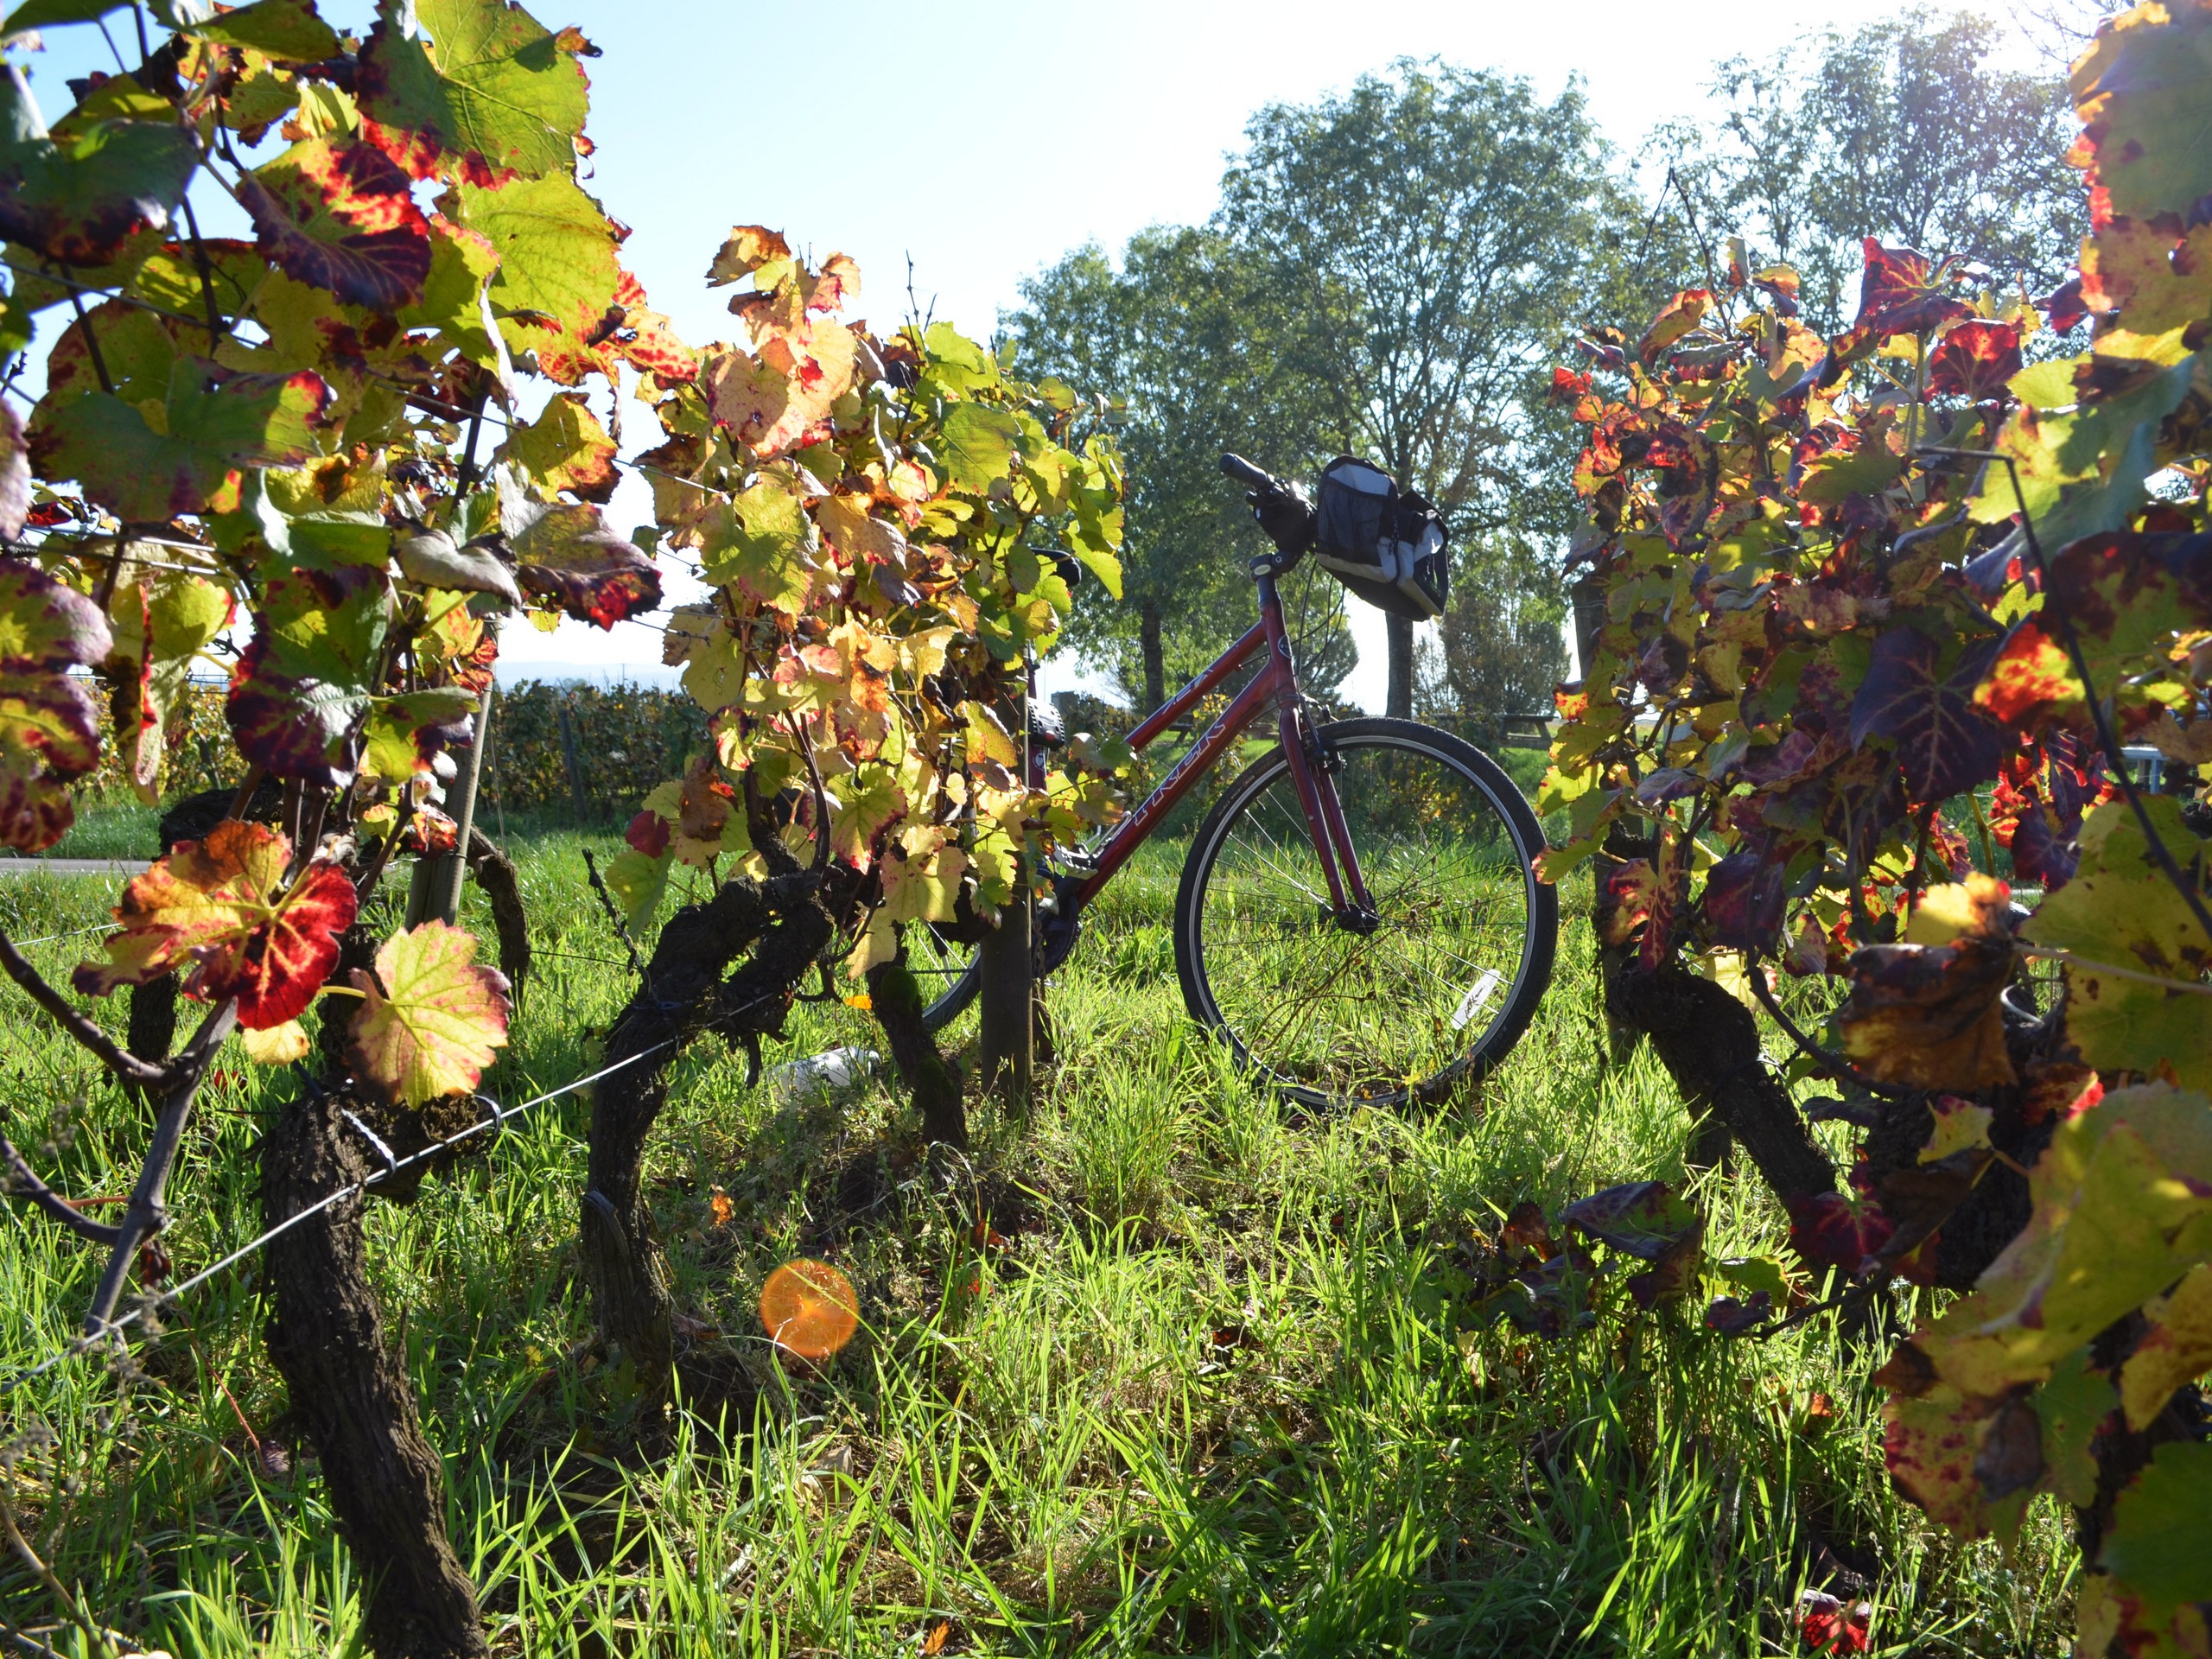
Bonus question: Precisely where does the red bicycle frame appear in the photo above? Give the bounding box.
[1057,569,1374,922]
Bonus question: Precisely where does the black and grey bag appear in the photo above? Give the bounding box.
[1312,456,1451,620]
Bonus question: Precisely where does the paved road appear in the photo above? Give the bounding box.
[0,859,148,878]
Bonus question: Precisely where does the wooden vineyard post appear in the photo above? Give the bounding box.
[408,682,496,928]
[556,696,589,827]
[977,666,1036,1109]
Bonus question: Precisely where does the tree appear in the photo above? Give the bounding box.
[1003,228,1351,713]
[1656,10,2083,330]
[1414,535,1567,747]
[1216,61,1616,717]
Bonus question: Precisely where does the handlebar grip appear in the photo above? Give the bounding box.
[1219,452,1273,490]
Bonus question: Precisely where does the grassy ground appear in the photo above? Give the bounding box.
[0,822,2078,1657]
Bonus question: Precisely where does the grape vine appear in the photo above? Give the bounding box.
[0,2,1124,1652]
[1542,3,2212,1646]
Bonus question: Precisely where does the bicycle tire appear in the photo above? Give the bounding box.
[1172,716,1556,1110]
[912,925,982,1034]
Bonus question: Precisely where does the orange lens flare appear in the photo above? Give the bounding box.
[759,1259,859,1360]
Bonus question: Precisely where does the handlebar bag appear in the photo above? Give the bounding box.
[1312,455,1450,620]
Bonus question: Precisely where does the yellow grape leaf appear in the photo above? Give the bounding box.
[2120,1262,2212,1430]
[240,1020,312,1065]
[1922,1096,1996,1164]
[1904,874,2012,945]
[346,921,511,1105]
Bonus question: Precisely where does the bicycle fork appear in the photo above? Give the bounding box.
[1278,696,1378,931]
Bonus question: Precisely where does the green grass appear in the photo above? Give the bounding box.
[0,828,2077,1657]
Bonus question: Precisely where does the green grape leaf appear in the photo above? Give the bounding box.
[937,402,1020,493]
[2073,2,2212,219]
[2033,1348,2118,1507]
[600,844,670,930]
[455,172,620,379]
[0,556,112,852]
[30,359,332,520]
[700,473,818,614]
[0,66,197,265]
[346,920,511,1105]
[73,820,358,1028]
[359,687,478,788]
[238,137,434,310]
[356,0,588,186]
[183,0,340,60]
[4,0,133,25]
[2023,798,2212,1090]
[2100,1442,2212,1621]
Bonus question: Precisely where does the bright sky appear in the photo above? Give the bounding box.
[15,0,2051,709]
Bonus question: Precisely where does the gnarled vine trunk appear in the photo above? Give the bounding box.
[580,871,832,1390]
[261,1087,488,1659]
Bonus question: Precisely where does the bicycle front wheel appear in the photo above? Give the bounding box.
[1173,716,1556,1110]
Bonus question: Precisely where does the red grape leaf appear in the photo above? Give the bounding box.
[73,820,358,1028]
[1849,626,2006,801]
[237,137,434,311]
[346,920,511,1105]
[1927,320,2023,400]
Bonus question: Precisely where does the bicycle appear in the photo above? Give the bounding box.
[911,453,1558,1111]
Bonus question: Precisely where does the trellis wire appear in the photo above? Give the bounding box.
[0,1040,675,1395]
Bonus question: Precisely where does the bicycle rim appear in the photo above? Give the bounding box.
[910,924,982,1033]
[1175,718,1554,1110]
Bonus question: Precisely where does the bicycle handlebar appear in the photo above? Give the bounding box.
[1219,452,1274,491]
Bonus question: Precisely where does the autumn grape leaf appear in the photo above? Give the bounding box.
[1921,1096,1996,1163]
[0,67,197,265]
[239,1019,313,1065]
[356,0,589,186]
[830,763,904,870]
[1883,1384,1994,1537]
[493,391,617,502]
[1637,288,1712,365]
[31,358,332,521]
[1837,937,2017,1091]
[238,137,434,311]
[183,0,340,62]
[0,556,112,852]
[73,820,358,1028]
[499,482,660,626]
[346,920,511,1105]
[1595,845,1685,972]
[700,473,817,613]
[226,564,392,785]
[1914,1083,2212,1400]
[2119,1262,2212,1431]
[2022,798,2212,1090]
[1849,627,2006,801]
[1927,320,2024,401]
[395,529,523,605]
